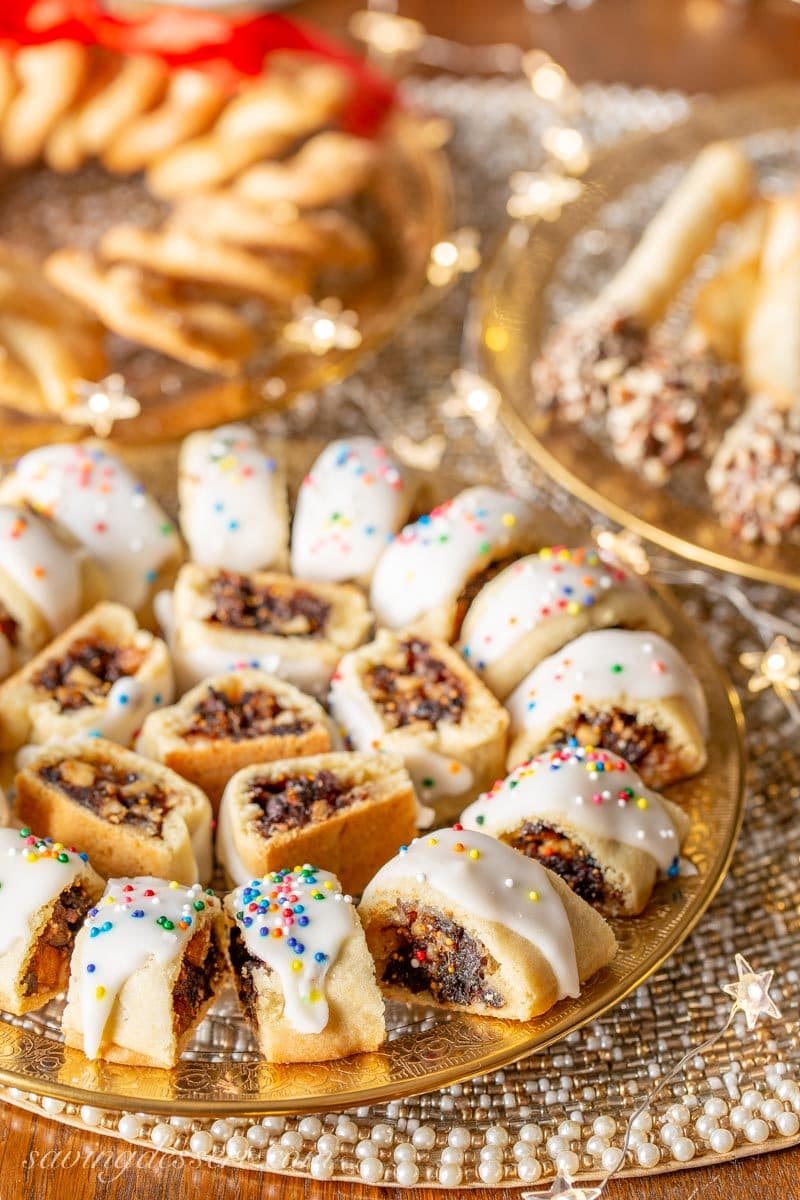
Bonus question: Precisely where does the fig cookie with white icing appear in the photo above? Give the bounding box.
[216,751,418,897]
[178,424,289,574]
[0,442,183,623]
[137,669,335,812]
[164,562,372,697]
[329,629,508,824]
[16,739,213,887]
[462,746,691,917]
[459,545,668,699]
[370,486,535,642]
[0,505,107,677]
[225,866,385,1064]
[0,602,173,756]
[506,629,709,788]
[290,437,412,584]
[358,827,617,1021]
[62,876,226,1068]
[0,826,104,1016]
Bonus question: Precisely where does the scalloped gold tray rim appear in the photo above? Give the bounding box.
[479,82,800,591]
[0,584,745,1116]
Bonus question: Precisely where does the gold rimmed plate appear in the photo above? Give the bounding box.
[0,441,744,1115]
[478,83,800,590]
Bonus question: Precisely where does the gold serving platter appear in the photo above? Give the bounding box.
[0,441,745,1116]
[0,109,451,454]
[479,83,800,590]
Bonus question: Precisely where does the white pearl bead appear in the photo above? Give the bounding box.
[280,1130,303,1151]
[41,1098,66,1116]
[438,1163,463,1187]
[151,1124,175,1149]
[671,1137,695,1162]
[478,1159,504,1185]
[710,1128,734,1154]
[371,1122,394,1146]
[632,1111,653,1132]
[440,1146,463,1165]
[355,1139,376,1159]
[546,1135,569,1157]
[761,1099,783,1122]
[266,1145,290,1170]
[666,1104,690,1126]
[412,1125,436,1150]
[730,1105,750,1130]
[704,1098,727,1118]
[448,1126,471,1149]
[310,1154,334,1181]
[226,1135,248,1162]
[637,1142,660,1168]
[742,1090,763,1110]
[389,1141,413,1163]
[558,1120,580,1139]
[744,1119,769,1144]
[513,1140,533,1160]
[80,1106,104,1127]
[660,1122,681,1147]
[486,1124,509,1146]
[777,1081,799,1102]
[189,1131,213,1156]
[480,1145,503,1161]
[262,1116,286,1133]
[777,1111,799,1137]
[695,1115,718,1139]
[118,1115,142,1140]
[335,1117,358,1142]
[299,1116,323,1140]
[556,1150,580,1175]
[593,1115,617,1137]
[396,1161,419,1186]
[211,1119,233,1141]
[520,1123,544,1144]
[245,1125,269,1149]
[359,1156,384,1183]
[517,1158,543,1182]
[586,1135,609,1156]
[317,1133,340,1155]
[601,1146,623,1172]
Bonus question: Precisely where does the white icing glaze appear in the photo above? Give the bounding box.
[329,650,465,818]
[459,546,641,669]
[0,505,82,634]
[370,487,530,630]
[291,437,409,582]
[507,630,709,744]
[179,425,285,573]
[361,826,580,1001]
[77,876,215,1060]
[229,867,357,1035]
[462,746,681,873]
[0,828,89,958]
[1,444,180,611]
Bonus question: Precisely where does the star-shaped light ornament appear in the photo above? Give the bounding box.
[283,298,361,356]
[507,171,584,221]
[63,374,140,437]
[740,635,800,712]
[722,953,782,1031]
[523,1171,602,1200]
[592,526,651,576]
[427,228,481,287]
[441,369,501,430]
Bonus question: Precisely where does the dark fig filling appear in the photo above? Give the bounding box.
[22,883,93,997]
[32,636,147,712]
[249,768,365,835]
[505,822,617,910]
[172,925,225,1038]
[39,758,172,836]
[207,570,330,637]
[555,708,673,776]
[0,603,19,648]
[228,924,261,1023]
[364,637,465,731]
[381,901,504,1009]
[183,685,311,742]
[453,553,518,639]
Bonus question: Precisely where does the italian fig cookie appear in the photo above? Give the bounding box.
[0,826,104,1016]
[358,826,617,1020]
[61,876,226,1067]
[225,866,385,1063]
[290,437,412,583]
[461,746,691,916]
[329,629,508,823]
[506,629,709,787]
[178,424,288,573]
[459,545,668,698]
[0,442,183,624]
[369,487,534,641]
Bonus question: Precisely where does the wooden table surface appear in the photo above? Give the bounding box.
[6,2,800,1198]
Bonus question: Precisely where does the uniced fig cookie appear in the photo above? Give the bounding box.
[358,827,617,1020]
[462,746,690,916]
[225,866,385,1063]
[329,629,508,823]
[62,876,226,1067]
[137,670,334,810]
[506,629,708,788]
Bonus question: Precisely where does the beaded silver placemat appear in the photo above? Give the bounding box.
[2,77,799,1189]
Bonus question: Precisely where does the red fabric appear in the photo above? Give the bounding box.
[0,1,396,134]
